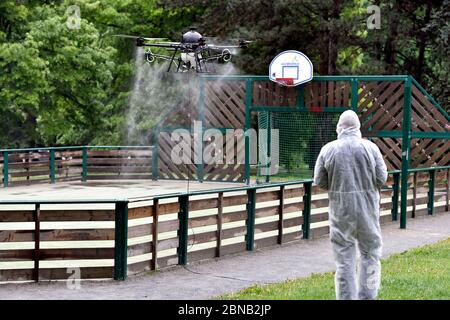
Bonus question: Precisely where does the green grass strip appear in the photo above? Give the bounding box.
[219,237,450,300]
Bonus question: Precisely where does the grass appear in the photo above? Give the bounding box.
[219,238,450,300]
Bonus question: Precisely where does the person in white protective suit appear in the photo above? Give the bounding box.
[313,110,388,300]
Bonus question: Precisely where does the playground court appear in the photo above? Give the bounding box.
[0,180,243,207]
[0,211,448,300]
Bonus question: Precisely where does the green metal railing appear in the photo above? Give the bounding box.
[389,166,450,226]
[0,145,157,187]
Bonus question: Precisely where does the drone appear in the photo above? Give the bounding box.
[116,28,251,73]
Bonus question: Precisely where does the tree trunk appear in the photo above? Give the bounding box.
[416,1,433,82]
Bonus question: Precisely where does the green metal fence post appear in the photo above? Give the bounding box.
[391,173,400,221]
[296,84,306,111]
[82,147,88,182]
[302,181,312,239]
[246,188,256,251]
[265,112,272,183]
[197,77,205,182]
[152,145,158,181]
[427,169,435,215]
[178,195,189,265]
[2,151,8,187]
[446,169,450,212]
[244,79,253,184]
[50,148,56,184]
[351,78,359,111]
[114,200,128,280]
[400,77,412,229]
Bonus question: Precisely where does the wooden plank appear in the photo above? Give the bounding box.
[87,150,152,157]
[255,205,279,219]
[254,220,279,234]
[157,254,179,269]
[311,198,329,208]
[128,242,152,257]
[128,224,152,238]
[128,206,152,220]
[0,269,34,281]
[88,166,151,173]
[159,220,179,233]
[87,175,151,180]
[255,235,279,249]
[256,190,280,202]
[310,212,329,223]
[282,231,303,243]
[39,210,115,222]
[0,250,34,260]
[0,211,34,222]
[188,247,217,262]
[40,248,115,260]
[10,170,50,178]
[310,226,330,239]
[221,210,247,224]
[190,198,219,211]
[220,242,246,256]
[158,202,180,215]
[412,86,448,127]
[283,216,303,228]
[222,194,248,207]
[284,187,304,199]
[8,162,50,169]
[188,230,216,244]
[189,214,218,228]
[284,202,304,214]
[158,238,178,251]
[42,229,115,241]
[221,226,247,240]
[128,259,152,275]
[0,230,35,242]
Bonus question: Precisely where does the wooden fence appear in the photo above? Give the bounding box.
[0,146,156,187]
[154,75,449,183]
[1,167,448,282]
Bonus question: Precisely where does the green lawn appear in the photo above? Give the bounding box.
[219,238,450,300]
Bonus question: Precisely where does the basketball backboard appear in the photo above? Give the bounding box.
[269,50,313,87]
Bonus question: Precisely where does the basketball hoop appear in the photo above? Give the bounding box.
[275,78,295,87]
[269,50,313,87]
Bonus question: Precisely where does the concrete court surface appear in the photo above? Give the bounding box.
[0,212,449,300]
[0,180,244,209]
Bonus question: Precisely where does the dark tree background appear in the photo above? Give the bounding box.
[0,0,448,148]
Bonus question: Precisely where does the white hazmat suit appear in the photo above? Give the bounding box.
[313,110,388,300]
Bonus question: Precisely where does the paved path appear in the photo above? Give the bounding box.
[1,213,449,300]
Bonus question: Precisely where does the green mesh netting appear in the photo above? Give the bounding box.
[257,111,340,183]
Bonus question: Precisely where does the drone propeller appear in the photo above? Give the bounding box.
[113,34,177,43]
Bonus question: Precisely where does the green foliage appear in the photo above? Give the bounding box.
[0,0,448,148]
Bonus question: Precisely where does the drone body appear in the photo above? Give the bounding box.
[121,28,250,73]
